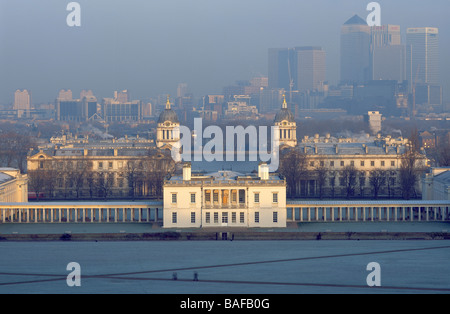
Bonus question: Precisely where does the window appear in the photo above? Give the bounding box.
[190,193,196,204]
[272,193,278,203]
[254,193,260,203]
[205,191,211,203]
[98,162,103,169]
[172,212,177,224]
[191,212,195,224]
[213,191,219,203]
[232,212,236,223]
[361,161,365,167]
[119,162,123,169]
[391,161,395,167]
[273,212,278,223]
[330,161,334,167]
[205,212,210,224]
[350,161,355,167]
[320,161,324,167]
[214,212,219,224]
[171,193,177,204]
[222,212,228,224]
[240,212,245,224]
[108,162,113,169]
[371,161,375,167]
[381,161,385,167]
[255,212,260,223]
[340,161,345,167]
[310,161,315,167]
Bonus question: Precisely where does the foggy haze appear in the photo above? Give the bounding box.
[1,0,449,104]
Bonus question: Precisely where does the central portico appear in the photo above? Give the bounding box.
[163,163,287,228]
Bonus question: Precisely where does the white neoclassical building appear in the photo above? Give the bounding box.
[163,163,287,228]
[0,168,28,203]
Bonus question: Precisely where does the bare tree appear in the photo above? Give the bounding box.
[314,160,328,199]
[341,165,358,199]
[369,169,386,199]
[279,149,309,198]
[399,147,427,199]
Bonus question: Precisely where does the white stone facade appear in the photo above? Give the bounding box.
[163,164,287,228]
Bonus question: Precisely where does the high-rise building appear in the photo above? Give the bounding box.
[268,47,297,92]
[370,25,406,82]
[296,47,326,92]
[372,45,406,82]
[268,47,326,98]
[57,89,73,101]
[406,27,439,88]
[13,89,31,118]
[340,15,371,85]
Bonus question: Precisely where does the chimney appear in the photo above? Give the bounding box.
[334,144,338,154]
[183,162,191,181]
[258,162,269,180]
[314,145,318,154]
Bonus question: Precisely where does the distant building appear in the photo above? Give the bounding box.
[156,96,180,150]
[406,27,439,89]
[365,111,382,135]
[296,47,326,92]
[372,45,406,82]
[57,89,73,101]
[0,168,28,203]
[13,89,31,118]
[268,47,326,94]
[163,163,287,228]
[274,95,297,148]
[422,168,450,201]
[340,15,371,85]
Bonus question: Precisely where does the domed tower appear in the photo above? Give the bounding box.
[274,95,297,148]
[156,95,180,149]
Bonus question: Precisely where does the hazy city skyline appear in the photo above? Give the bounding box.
[1,0,449,105]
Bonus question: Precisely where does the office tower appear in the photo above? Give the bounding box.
[80,90,94,99]
[114,90,129,103]
[372,45,406,82]
[406,28,439,88]
[13,89,31,118]
[370,25,406,82]
[57,89,73,101]
[268,47,297,92]
[340,15,371,85]
[268,47,326,95]
[296,47,326,92]
[177,83,188,98]
[370,25,401,47]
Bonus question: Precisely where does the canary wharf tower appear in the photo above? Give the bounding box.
[406,27,439,88]
[340,15,371,85]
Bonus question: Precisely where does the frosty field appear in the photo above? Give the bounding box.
[0,240,449,294]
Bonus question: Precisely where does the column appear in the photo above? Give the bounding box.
[307,207,311,222]
[402,207,406,221]
[410,207,413,221]
[315,207,319,221]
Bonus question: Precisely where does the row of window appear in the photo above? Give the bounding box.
[171,211,278,224]
[171,192,279,204]
[312,160,396,168]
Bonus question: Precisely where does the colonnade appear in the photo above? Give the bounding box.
[0,203,163,223]
[286,202,450,222]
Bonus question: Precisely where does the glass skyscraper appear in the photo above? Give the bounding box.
[340,15,371,85]
[406,27,439,88]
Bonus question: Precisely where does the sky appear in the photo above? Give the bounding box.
[0,0,449,104]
